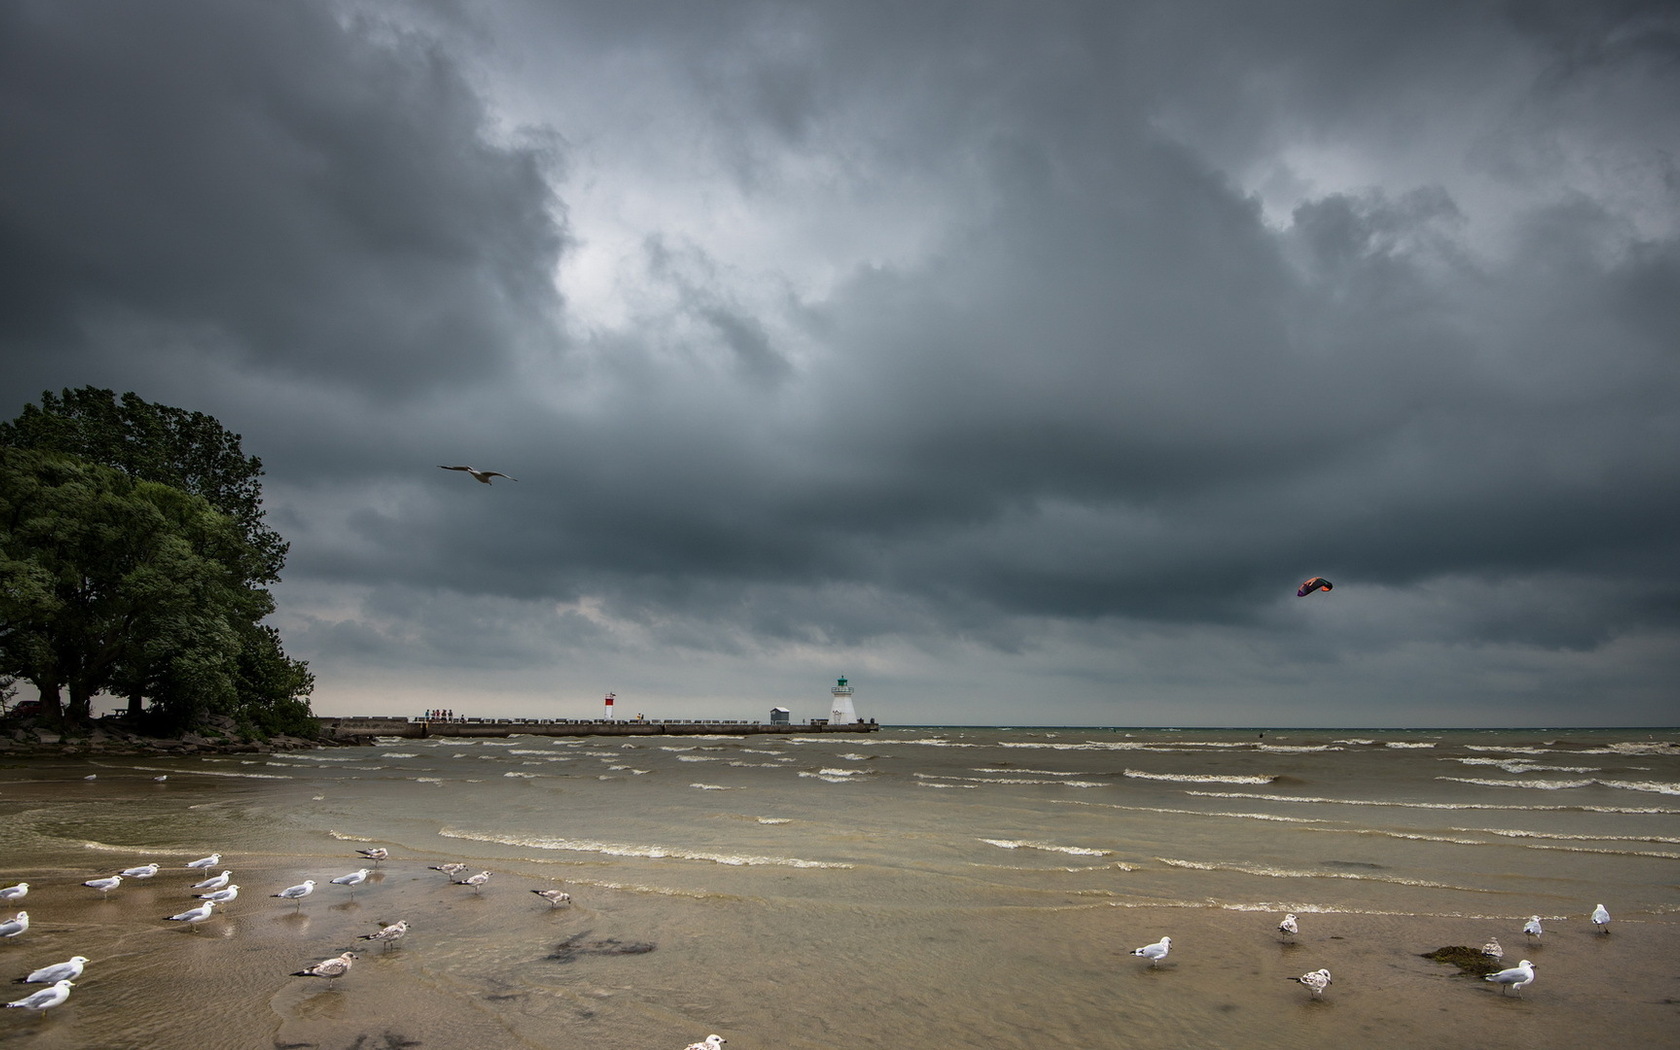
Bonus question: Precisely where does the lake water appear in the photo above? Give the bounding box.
[2,726,1676,1049]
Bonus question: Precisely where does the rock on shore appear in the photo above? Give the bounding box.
[0,713,337,756]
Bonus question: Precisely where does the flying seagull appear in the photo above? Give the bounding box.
[439,466,516,484]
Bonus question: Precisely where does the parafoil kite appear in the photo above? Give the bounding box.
[1297,577,1332,597]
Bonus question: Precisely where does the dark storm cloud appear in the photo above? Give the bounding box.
[0,0,564,398]
[2,0,1676,722]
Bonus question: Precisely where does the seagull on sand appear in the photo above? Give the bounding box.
[0,884,26,902]
[5,979,72,1012]
[198,885,239,904]
[291,951,357,985]
[430,863,467,877]
[165,901,216,928]
[455,871,491,892]
[192,870,232,892]
[1131,936,1171,967]
[438,466,516,485]
[185,853,220,870]
[1591,903,1611,933]
[0,913,27,939]
[532,889,572,908]
[1481,937,1504,960]
[17,957,88,985]
[273,880,315,910]
[1485,959,1535,996]
[359,920,409,947]
[83,876,121,896]
[684,1037,726,1050]
[331,869,370,897]
[1523,916,1543,940]
[355,848,389,864]
[1277,913,1298,941]
[120,863,159,879]
[1287,968,1332,997]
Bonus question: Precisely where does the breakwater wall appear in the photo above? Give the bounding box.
[319,716,880,742]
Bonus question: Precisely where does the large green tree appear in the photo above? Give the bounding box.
[0,387,288,585]
[0,402,313,733]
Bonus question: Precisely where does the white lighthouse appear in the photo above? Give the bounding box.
[829,676,858,724]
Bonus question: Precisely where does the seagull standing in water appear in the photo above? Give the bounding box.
[165,901,216,929]
[532,889,573,908]
[430,863,467,877]
[1485,959,1536,996]
[291,951,357,985]
[0,884,26,902]
[1591,903,1611,933]
[83,876,121,896]
[455,871,491,892]
[273,880,315,910]
[1481,937,1504,960]
[184,853,220,870]
[5,979,72,1012]
[1523,916,1543,941]
[0,913,27,939]
[198,885,239,904]
[438,466,516,485]
[355,848,389,865]
[331,869,370,896]
[18,957,88,985]
[359,920,409,948]
[1131,936,1171,967]
[120,863,159,879]
[192,870,232,892]
[1277,914,1298,941]
[1287,968,1332,997]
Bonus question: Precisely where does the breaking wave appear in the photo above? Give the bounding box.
[438,828,851,868]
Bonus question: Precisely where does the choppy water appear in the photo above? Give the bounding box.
[1,726,1676,1049]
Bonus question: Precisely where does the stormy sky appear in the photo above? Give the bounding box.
[3,0,1676,726]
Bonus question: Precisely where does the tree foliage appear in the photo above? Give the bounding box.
[0,394,314,734]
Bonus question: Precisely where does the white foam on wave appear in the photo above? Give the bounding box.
[1447,757,1599,774]
[1257,744,1343,753]
[1385,741,1437,749]
[129,764,290,780]
[1185,789,1680,814]
[915,773,1107,788]
[1439,775,1680,795]
[438,828,852,868]
[1155,856,1463,889]
[915,781,977,789]
[1332,739,1377,746]
[975,767,1092,777]
[1456,826,1680,845]
[1054,799,1328,823]
[981,838,1113,856]
[756,817,792,824]
[379,752,418,759]
[1124,769,1276,784]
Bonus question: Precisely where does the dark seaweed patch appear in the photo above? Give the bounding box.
[546,931,657,964]
[1421,946,1503,977]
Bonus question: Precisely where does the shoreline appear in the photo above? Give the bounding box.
[0,715,341,759]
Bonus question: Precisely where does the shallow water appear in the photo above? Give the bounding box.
[1,727,1675,1049]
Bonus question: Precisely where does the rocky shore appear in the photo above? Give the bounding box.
[0,713,343,757]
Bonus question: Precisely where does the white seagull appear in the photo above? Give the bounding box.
[331,869,370,895]
[5,979,72,1012]
[359,920,409,947]
[184,853,220,870]
[83,876,121,896]
[119,863,159,879]
[292,951,357,984]
[532,889,573,908]
[192,870,232,892]
[1277,913,1298,940]
[0,913,27,939]
[1591,903,1611,932]
[1523,915,1543,940]
[355,848,389,864]
[198,885,239,904]
[166,901,216,927]
[1288,968,1333,997]
[1481,937,1504,960]
[684,1037,726,1050]
[18,957,88,985]
[273,880,315,909]
[455,871,491,892]
[1485,959,1536,996]
[439,465,516,484]
[1131,935,1171,967]
[0,884,27,902]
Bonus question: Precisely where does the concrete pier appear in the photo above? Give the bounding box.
[319,716,880,742]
